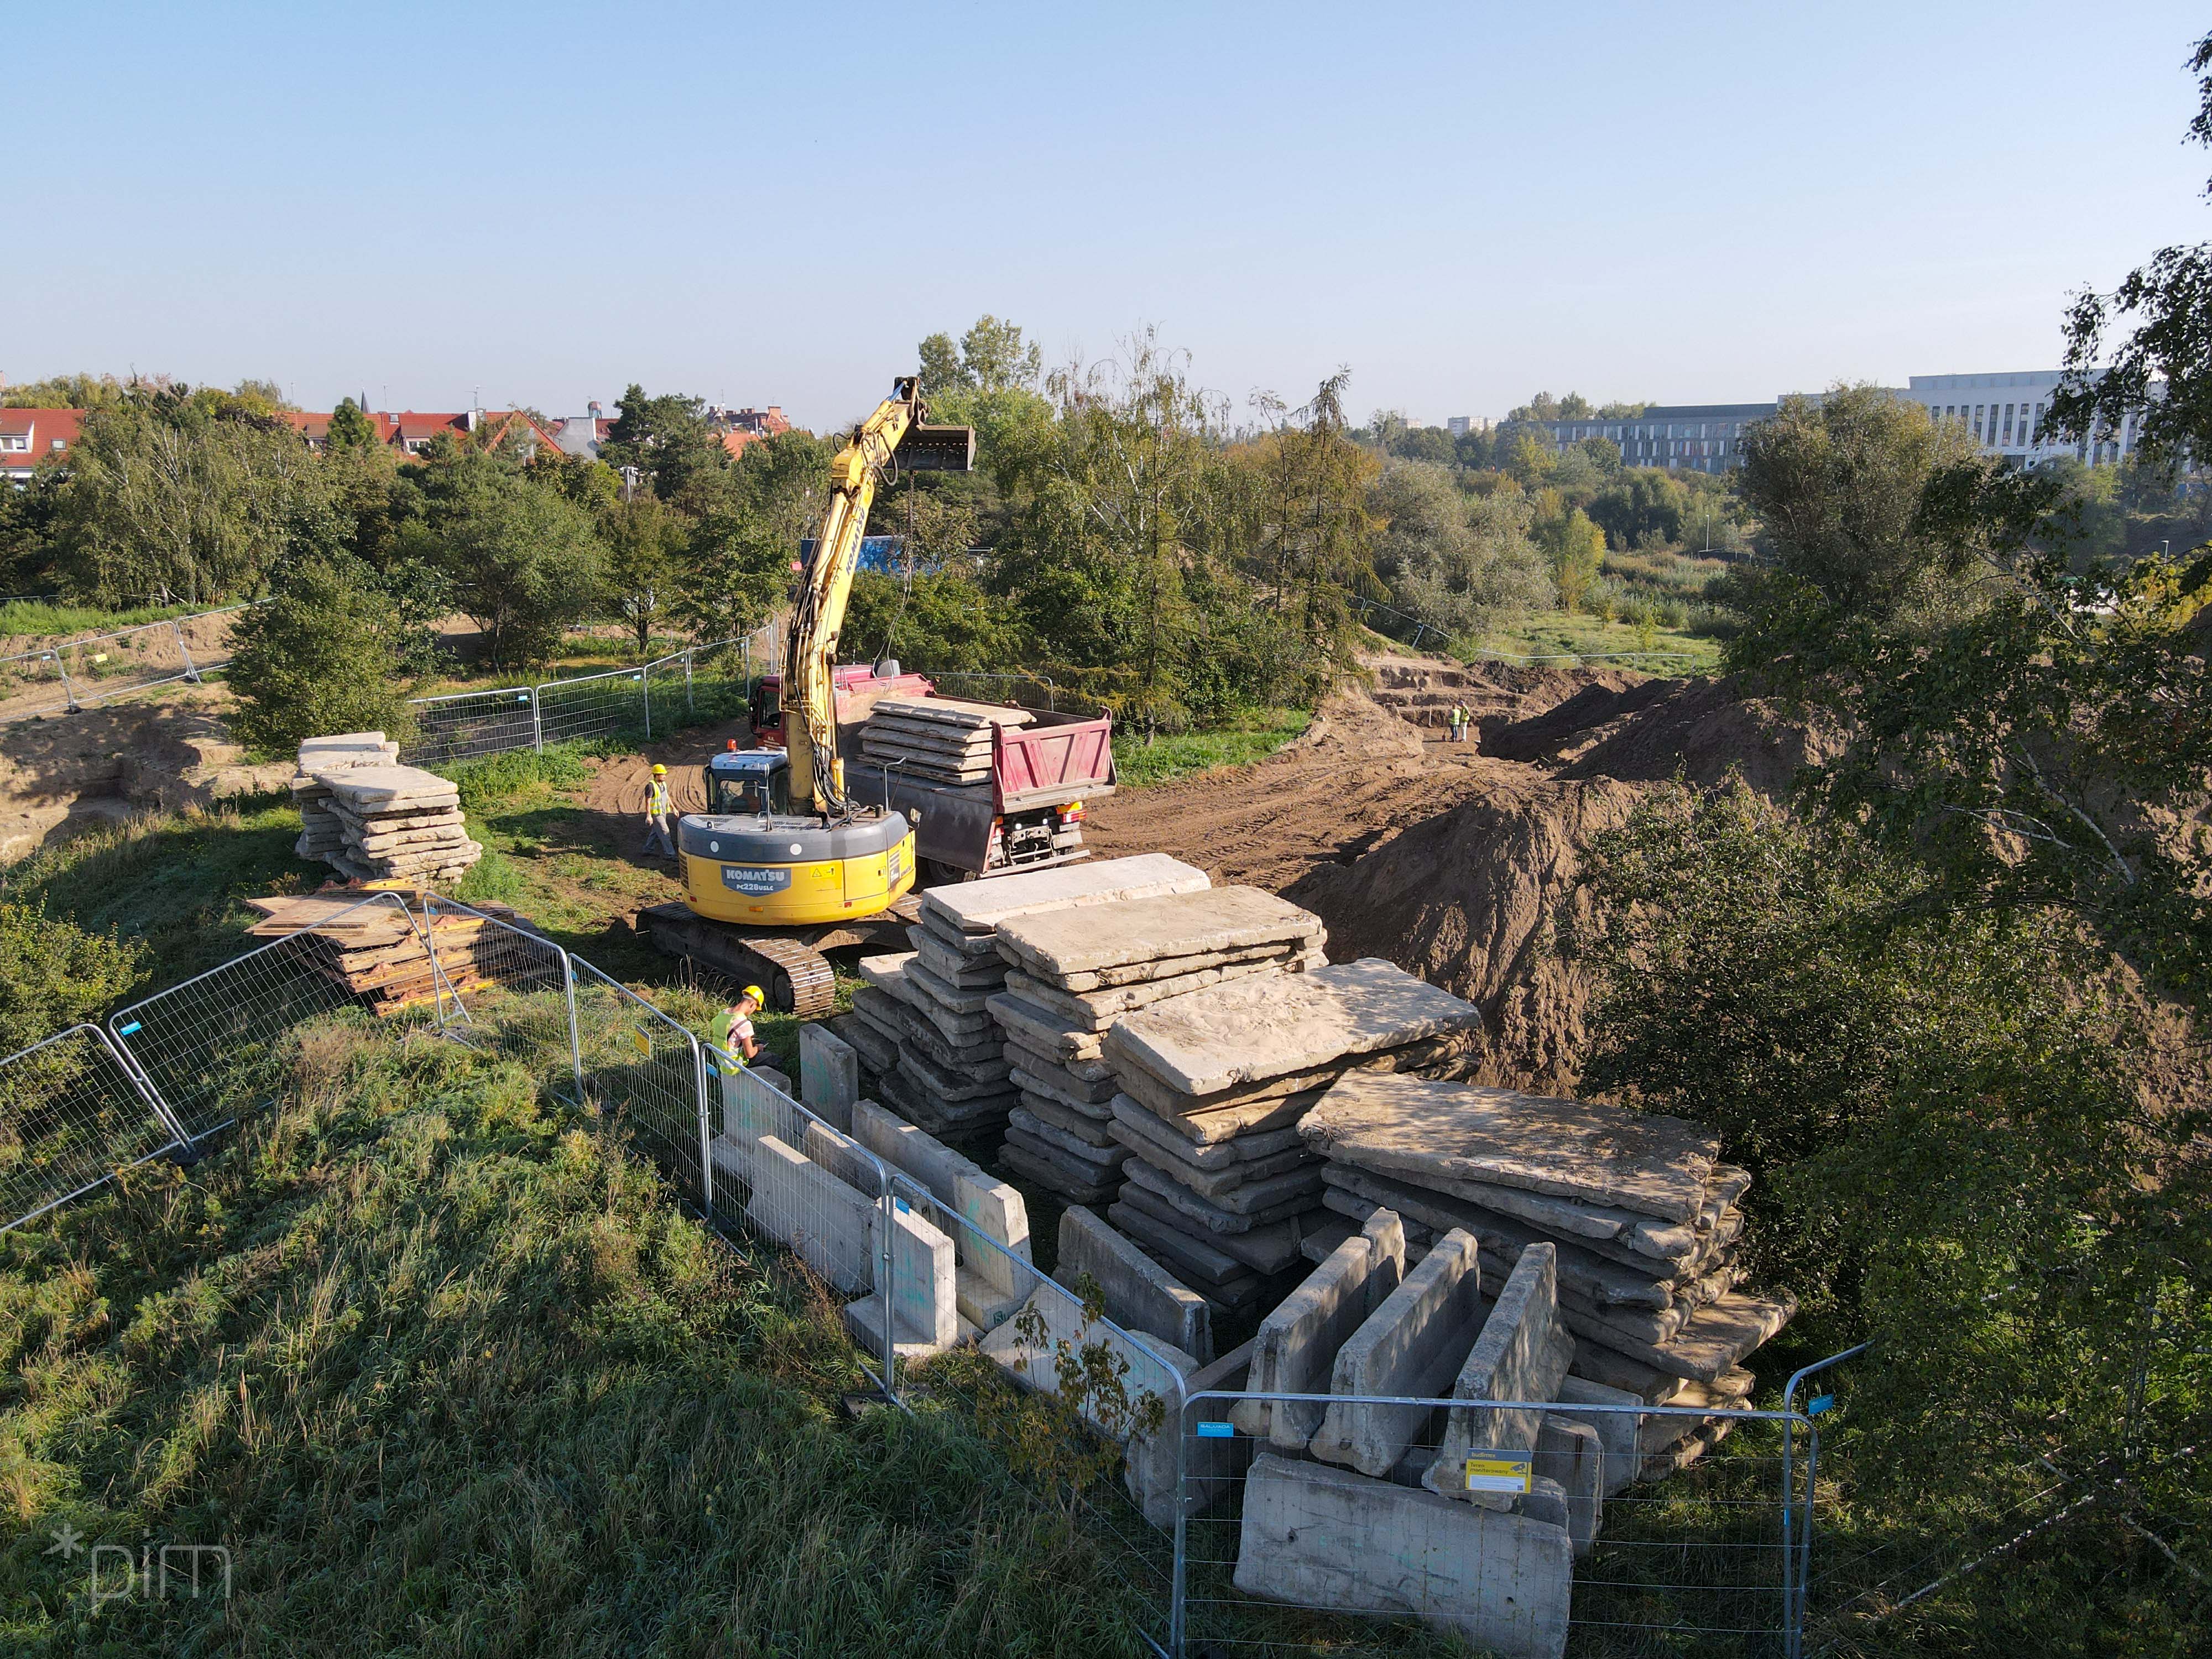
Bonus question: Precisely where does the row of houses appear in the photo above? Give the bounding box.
[1,398,793,488]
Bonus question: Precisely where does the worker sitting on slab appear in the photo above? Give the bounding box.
[643,763,676,858]
[712,986,764,1065]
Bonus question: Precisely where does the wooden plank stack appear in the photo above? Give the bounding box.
[290,734,482,887]
[986,886,1328,1210]
[1097,959,1484,1321]
[244,890,545,1015]
[857,696,1031,786]
[1299,1074,1796,1471]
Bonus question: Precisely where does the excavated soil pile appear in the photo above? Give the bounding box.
[1088,655,1827,1094]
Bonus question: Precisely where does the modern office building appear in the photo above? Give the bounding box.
[1534,371,2148,472]
[1538,403,1776,474]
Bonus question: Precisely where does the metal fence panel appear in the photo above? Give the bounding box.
[107,892,421,1141]
[1171,1387,1809,1657]
[0,1025,186,1233]
[400,686,539,765]
[535,665,650,747]
[414,895,582,1091]
[568,959,712,1209]
[0,606,251,723]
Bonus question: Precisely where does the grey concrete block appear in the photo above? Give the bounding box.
[919,852,1208,935]
[852,1099,1031,1327]
[744,1135,875,1295]
[1235,1208,1406,1448]
[1313,1228,1484,1478]
[1535,1415,1604,1556]
[994,884,1322,979]
[799,1023,859,1131]
[1057,1205,1213,1364]
[1552,1374,1645,1499]
[1426,1243,1575,1509]
[1233,1453,1572,1659]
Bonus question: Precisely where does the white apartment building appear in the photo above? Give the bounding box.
[1902,371,2143,467]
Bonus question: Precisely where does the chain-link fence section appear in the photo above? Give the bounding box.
[568,958,714,1212]
[397,626,778,767]
[404,685,541,765]
[0,1024,188,1233]
[0,604,252,723]
[106,891,422,1142]
[414,894,582,1091]
[921,670,1060,711]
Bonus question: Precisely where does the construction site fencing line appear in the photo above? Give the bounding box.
[398,622,781,766]
[0,602,257,723]
[1,901,1873,1657]
[1352,593,1705,666]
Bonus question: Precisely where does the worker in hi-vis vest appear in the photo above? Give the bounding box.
[643,763,676,858]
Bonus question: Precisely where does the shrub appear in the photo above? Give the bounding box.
[225,559,419,757]
[0,902,144,1054]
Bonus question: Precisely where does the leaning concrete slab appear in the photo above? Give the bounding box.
[1105,957,1483,1099]
[1426,1244,1575,1509]
[1235,1208,1406,1449]
[798,1023,859,1132]
[920,853,1209,935]
[1313,1228,1485,1478]
[745,1134,875,1295]
[852,1099,1031,1328]
[980,1281,1199,1527]
[1301,1072,1721,1223]
[1233,1453,1572,1659]
[1058,1206,1213,1363]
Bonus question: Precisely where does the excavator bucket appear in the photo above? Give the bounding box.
[894,422,975,472]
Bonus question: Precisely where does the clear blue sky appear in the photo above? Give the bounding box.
[12,2,2211,429]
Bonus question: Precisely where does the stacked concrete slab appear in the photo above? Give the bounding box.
[855,855,1209,1151]
[290,732,397,863]
[1099,959,1484,1321]
[291,734,482,886]
[988,885,1326,1208]
[1301,1073,1793,1473]
[858,695,1030,786]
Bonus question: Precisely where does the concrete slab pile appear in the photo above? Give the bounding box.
[858,695,1032,786]
[855,854,1209,1154]
[1097,958,1483,1321]
[291,739,482,885]
[1302,1073,1791,1468]
[988,885,1325,1208]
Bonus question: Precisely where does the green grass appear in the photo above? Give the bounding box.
[1470,613,1724,673]
[1113,708,1311,789]
[0,599,197,643]
[0,1025,1170,1655]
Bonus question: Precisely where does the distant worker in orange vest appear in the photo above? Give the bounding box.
[644,763,676,858]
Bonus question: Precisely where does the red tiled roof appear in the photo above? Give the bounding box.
[0,408,85,473]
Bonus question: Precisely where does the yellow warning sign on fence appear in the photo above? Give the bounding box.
[631,1028,653,1057]
[1464,1452,1534,1494]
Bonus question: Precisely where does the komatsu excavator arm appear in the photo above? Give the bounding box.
[781,376,973,815]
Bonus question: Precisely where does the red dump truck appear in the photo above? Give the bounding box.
[743,664,1116,883]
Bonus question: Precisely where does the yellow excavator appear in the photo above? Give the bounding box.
[639,376,975,1015]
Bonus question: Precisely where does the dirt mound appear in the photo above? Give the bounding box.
[1285,761,1640,1093]
[0,688,291,864]
[1088,661,1833,1093]
[1486,672,1846,796]
[1361,651,1643,737]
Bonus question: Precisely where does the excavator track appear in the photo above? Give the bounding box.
[734,935,839,1019]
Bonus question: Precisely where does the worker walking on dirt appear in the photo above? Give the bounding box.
[644,764,677,858]
[712,987,764,1065]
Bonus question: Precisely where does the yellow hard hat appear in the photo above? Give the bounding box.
[740,985,765,1005]
[651,763,666,775]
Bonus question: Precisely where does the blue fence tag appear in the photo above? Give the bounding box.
[1196,1421,1235,1439]
[117,1021,142,1036]
[1808,1394,1835,1417]
[893,1197,910,1214]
